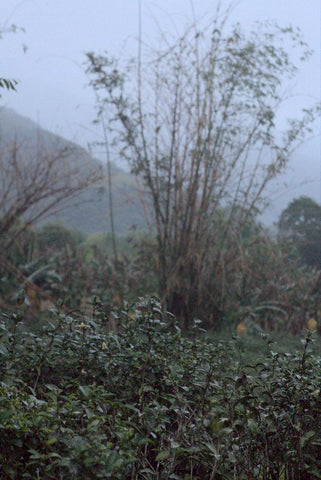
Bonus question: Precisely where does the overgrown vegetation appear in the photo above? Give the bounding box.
[1,210,320,335]
[0,297,321,479]
[85,7,320,328]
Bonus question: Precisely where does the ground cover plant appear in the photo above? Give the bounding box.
[1,296,321,479]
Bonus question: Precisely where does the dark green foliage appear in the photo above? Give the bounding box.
[1,297,321,478]
[279,196,321,268]
[36,224,85,252]
[0,78,17,91]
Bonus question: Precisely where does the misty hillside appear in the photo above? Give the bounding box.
[0,108,318,234]
[0,108,146,234]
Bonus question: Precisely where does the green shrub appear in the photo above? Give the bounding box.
[0,297,321,478]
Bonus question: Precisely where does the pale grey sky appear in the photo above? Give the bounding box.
[1,0,321,220]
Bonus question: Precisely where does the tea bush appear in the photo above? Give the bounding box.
[0,297,321,479]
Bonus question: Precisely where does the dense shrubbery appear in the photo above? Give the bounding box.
[0,224,158,314]
[1,221,321,335]
[1,297,321,479]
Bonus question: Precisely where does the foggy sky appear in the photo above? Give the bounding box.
[1,0,320,222]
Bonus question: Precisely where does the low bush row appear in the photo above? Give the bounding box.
[0,297,321,479]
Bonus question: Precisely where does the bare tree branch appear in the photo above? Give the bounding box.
[0,133,103,246]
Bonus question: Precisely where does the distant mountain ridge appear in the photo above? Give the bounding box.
[0,108,146,234]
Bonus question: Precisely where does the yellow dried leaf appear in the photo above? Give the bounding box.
[307,317,317,332]
[236,321,247,337]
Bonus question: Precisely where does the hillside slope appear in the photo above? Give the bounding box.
[0,108,146,234]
